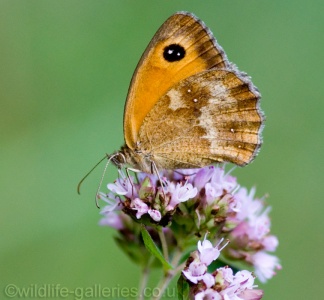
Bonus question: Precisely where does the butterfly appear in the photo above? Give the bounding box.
[107,11,264,175]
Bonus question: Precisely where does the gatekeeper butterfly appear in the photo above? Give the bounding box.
[82,12,264,187]
[109,11,264,174]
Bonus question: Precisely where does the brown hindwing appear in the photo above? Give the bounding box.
[137,69,264,169]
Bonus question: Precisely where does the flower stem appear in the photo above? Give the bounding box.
[157,228,169,262]
[152,272,174,300]
[139,256,153,300]
[152,249,183,300]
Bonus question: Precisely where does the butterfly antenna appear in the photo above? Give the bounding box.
[95,156,114,209]
[77,155,107,195]
[225,164,237,176]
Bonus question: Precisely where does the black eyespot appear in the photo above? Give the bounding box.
[163,44,185,62]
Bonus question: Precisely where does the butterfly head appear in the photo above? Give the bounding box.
[113,145,154,174]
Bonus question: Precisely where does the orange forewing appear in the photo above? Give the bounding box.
[124,12,229,149]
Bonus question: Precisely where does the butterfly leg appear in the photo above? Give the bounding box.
[150,160,167,198]
[125,167,142,197]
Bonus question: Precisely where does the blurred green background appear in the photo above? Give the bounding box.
[1,1,323,299]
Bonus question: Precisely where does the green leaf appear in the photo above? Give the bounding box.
[177,275,189,300]
[140,226,173,270]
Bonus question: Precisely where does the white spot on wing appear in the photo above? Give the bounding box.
[199,104,219,154]
[208,82,229,104]
[198,82,236,154]
[167,89,188,111]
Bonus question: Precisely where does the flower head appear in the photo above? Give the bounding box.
[98,165,280,285]
[251,252,282,283]
[107,171,134,198]
[182,236,263,300]
[165,180,198,211]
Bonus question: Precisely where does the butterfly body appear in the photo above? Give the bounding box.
[110,12,264,173]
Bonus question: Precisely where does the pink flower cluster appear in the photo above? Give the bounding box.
[225,188,281,282]
[182,235,263,300]
[99,165,281,283]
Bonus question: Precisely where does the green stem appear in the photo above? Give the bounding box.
[171,249,183,266]
[152,271,174,300]
[151,248,184,300]
[157,227,169,262]
[139,256,153,300]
